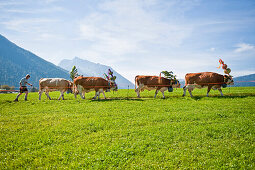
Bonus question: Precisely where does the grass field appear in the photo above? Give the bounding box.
[0,87,255,169]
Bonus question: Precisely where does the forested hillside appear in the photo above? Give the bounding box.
[0,34,70,88]
[233,74,255,87]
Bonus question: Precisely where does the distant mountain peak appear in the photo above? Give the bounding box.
[59,57,134,89]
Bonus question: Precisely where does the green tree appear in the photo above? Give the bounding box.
[70,66,79,81]
[161,71,176,80]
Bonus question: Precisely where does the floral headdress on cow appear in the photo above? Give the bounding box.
[218,59,231,75]
[104,69,117,82]
[104,69,117,90]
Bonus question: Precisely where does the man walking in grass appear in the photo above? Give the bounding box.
[14,74,33,101]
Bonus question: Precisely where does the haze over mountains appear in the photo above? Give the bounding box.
[58,57,135,89]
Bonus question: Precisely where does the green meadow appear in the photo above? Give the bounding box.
[0,87,255,169]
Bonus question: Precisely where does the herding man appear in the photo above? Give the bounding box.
[14,74,33,101]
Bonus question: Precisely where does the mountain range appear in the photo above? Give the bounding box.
[0,34,134,89]
[0,34,69,88]
[58,57,134,89]
[233,74,255,87]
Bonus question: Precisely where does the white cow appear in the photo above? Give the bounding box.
[39,78,73,100]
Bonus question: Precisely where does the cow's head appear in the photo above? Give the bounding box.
[224,75,234,85]
[67,81,74,94]
[109,80,118,91]
[171,79,180,88]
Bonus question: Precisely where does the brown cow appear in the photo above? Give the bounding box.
[39,78,73,100]
[135,75,180,98]
[182,72,234,97]
[73,76,117,99]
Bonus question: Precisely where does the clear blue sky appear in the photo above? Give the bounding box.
[0,0,254,81]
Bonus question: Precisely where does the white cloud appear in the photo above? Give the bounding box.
[231,70,255,77]
[4,7,65,14]
[44,0,60,4]
[0,1,25,7]
[234,43,255,53]
[79,0,193,57]
[2,18,58,32]
[210,47,216,51]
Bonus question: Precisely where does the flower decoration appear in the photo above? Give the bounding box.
[104,69,116,81]
[218,58,231,75]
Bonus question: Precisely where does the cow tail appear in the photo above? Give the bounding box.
[159,72,162,84]
[135,76,138,90]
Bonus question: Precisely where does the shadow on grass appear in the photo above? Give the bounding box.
[39,98,75,101]
[211,94,255,99]
[0,100,13,104]
[188,93,255,100]
[89,97,144,102]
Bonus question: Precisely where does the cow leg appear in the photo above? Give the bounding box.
[154,90,158,98]
[96,91,100,99]
[80,92,85,99]
[39,90,42,100]
[93,91,98,100]
[182,86,187,97]
[96,91,101,99]
[136,84,144,98]
[137,90,141,98]
[218,88,224,96]
[136,87,141,98]
[62,90,65,100]
[58,92,63,100]
[188,88,194,97]
[160,89,166,99]
[206,86,212,97]
[45,92,51,100]
[58,91,64,100]
[102,91,106,99]
[100,89,106,99]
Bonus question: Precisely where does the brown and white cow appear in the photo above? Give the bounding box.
[73,76,117,99]
[39,78,73,100]
[182,72,234,97]
[135,75,180,99]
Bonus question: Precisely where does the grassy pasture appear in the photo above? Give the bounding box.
[0,87,255,169]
